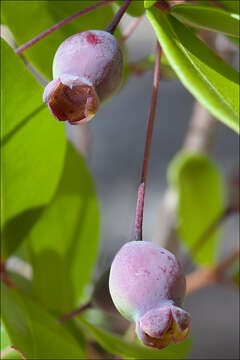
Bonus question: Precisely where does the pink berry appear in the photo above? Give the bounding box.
[109,241,191,349]
[43,30,123,124]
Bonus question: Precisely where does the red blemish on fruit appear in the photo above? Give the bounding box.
[144,270,151,276]
[167,256,171,261]
[160,266,166,273]
[86,32,101,46]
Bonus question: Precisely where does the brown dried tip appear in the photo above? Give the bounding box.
[46,81,100,125]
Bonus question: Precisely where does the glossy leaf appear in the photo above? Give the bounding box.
[147,8,240,133]
[79,317,190,359]
[144,0,157,9]
[168,151,224,265]
[27,143,100,314]
[1,283,85,359]
[1,324,10,351]
[217,0,240,13]
[2,1,117,79]
[171,4,240,37]
[1,39,66,259]
[116,0,145,17]
[1,326,22,360]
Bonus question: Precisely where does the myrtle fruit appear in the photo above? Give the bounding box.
[109,241,191,349]
[43,30,123,124]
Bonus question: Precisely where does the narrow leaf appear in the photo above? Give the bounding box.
[1,284,85,359]
[79,317,190,360]
[147,8,240,133]
[171,4,240,37]
[1,39,66,258]
[27,143,100,314]
[168,151,225,265]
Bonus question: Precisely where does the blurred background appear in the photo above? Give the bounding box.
[67,15,239,359]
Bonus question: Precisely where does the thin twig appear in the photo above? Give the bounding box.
[15,0,115,55]
[59,302,93,323]
[186,248,240,295]
[106,0,132,34]
[119,16,143,45]
[133,42,162,241]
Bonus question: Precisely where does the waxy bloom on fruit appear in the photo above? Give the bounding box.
[43,30,123,124]
[109,241,191,350]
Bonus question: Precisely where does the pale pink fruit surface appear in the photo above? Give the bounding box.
[109,241,191,349]
[43,30,123,124]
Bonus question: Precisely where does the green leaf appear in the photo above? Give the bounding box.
[1,283,85,359]
[168,151,225,265]
[217,0,240,13]
[2,1,117,79]
[116,0,145,17]
[79,317,190,359]
[144,0,157,9]
[1,39,66,259]
[27,142,100,314]
[171,4,240,37]
[147,8,240,133]
[1,324,10,351]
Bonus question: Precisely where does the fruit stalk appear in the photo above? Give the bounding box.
[106,0,132,34]
[133,42,162,241]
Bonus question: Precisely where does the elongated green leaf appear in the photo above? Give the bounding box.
[1,325,10,351]
[1,325,22,359]
[27,143,99,314]
[218,0,240,13]
[1,284,85,359]
[168,151,225,265]
[116,0,145,16]
[144,0,157,9]
[1,39,66,259]
[79,317,190,359]
[147,8,240,133]
[171,4,240,37]
[2,1,117,79]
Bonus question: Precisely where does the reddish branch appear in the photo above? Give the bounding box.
[15,0,115,55]
[186,248,240,295]
[106,0,132,34]
[59,302,93,323]
[133,42,162,241]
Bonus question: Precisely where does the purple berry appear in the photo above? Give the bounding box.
[109,241,191,349]
[43,30,123,124]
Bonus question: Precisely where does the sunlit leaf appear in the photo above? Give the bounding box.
[1,283,85,359]
[1,39,66,259]
[27,143,100,314]
[171,4,240,37]
[168,151,225,265]
[79,317,190,360]
[147,8,240,133]
[144,0,157,9]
